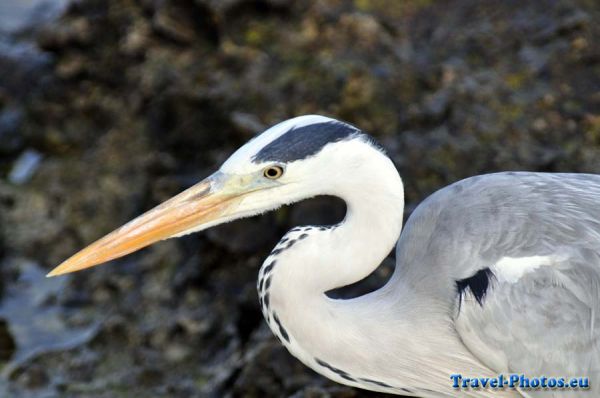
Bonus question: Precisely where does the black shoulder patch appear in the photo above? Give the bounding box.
[456,267,495,309]
[252,121,359,163]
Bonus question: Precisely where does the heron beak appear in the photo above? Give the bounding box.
[47,172,247,277]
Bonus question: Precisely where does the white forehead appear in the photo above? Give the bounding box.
[221,114,337,173]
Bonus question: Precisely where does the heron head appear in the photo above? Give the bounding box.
[48,115,385,276]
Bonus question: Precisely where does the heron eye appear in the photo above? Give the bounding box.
[264,165,284,179]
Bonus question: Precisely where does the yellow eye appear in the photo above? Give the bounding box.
[263,165,284,179]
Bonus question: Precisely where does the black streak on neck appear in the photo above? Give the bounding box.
[273,312,290,343]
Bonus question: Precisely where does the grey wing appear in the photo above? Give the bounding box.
[399,172,600,396]
[455,256,600,397]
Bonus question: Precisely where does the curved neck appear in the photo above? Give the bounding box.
[259,149,412,390]
[257,147,499,396]
[306,153,405,292]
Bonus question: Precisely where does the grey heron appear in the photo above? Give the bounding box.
[48,115,599,397]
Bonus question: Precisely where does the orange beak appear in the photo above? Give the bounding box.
[47,172,243,277]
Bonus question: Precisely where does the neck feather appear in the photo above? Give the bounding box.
[257,146,497,396]
[306,153,405,292]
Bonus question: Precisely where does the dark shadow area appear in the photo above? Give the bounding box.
[0,319,16,362]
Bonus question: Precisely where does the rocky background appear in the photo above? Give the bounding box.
[0,0,599,397]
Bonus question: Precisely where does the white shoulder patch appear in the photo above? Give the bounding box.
[492,255,555,284]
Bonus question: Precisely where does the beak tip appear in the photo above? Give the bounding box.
[47,258,80,277]
[46,266,66,277]
[44,176,225,277]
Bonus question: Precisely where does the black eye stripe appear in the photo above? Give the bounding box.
[252,122,359,163]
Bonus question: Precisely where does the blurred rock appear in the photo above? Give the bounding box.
[37,17,92,52]
[231,111,265,135]
[207,217,278,253]
[14,363,49,389]
[0,319,15,362]
[289,386,362,398]
[0,0,599,397]
[290,197,346,227]
[8,149,43,185]
[0,257,100,397]
[0,0,68,34]
[0,39,52,99]
[151,0,200,45]
[422,89,451,121]
[0,107,24,154]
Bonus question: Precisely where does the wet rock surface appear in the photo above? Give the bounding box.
[0,0,599,397]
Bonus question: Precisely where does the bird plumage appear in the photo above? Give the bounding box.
[50,116,599,397]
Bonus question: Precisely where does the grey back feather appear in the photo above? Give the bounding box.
[393,172,600,395]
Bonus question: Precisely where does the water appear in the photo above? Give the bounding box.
[0,258,100,395]
[0,0,68,34]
